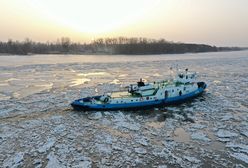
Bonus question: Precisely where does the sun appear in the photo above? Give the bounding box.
[28,0,160,34]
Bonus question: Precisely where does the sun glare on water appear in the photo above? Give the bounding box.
[28,0,160,34]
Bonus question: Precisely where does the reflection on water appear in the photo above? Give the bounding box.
[152,73,161,77]
[110,79,120,84]
[118,74,128,77]
[5,78,20,82]
[213,80,221,84]
[70,78,91,87]
[0,83,8,87]
[77,72,108,77]
[0,93,11,100]
[13,83,53,99]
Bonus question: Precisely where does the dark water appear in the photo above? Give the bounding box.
[0,51,248,167]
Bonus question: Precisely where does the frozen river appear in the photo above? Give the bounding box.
[0,50,248,167]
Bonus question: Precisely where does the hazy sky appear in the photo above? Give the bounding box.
[1,0,248,46]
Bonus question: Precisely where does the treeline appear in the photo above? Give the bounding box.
[0,37,243,55]
[0,37,88,55]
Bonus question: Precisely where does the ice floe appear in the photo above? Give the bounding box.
[38,138,56,153]
[88,112,102,120]
[3,152,24,168]
[191,132,211,142]
[46,152,64,168]
[135,147,147,155]
[216,129,238,138]
[230,153,248,164]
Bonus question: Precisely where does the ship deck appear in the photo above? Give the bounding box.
[111,91,140,98]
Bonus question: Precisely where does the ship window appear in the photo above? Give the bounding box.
[136,99,138,101]
[131,100,133,102]
[150,98,152,100]
[116,101,118,103]
[184,87,186,91]
[186,75,188,79]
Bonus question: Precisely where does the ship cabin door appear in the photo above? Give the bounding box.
[164,90,168,99]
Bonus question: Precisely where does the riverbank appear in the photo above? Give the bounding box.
[0,37,245,55]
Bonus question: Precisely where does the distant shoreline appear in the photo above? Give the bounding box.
[0,37,246,56]
[0,49,246,56]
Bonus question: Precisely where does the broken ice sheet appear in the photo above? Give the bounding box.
[46,152,64,168]
[231,153,248,164]
[1,52,248,167]
[216,129,238,138]
[38,138,56,153]
[3,152,24,168]
[191,132,211,142]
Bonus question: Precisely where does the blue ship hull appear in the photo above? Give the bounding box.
[71,82,207,111]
